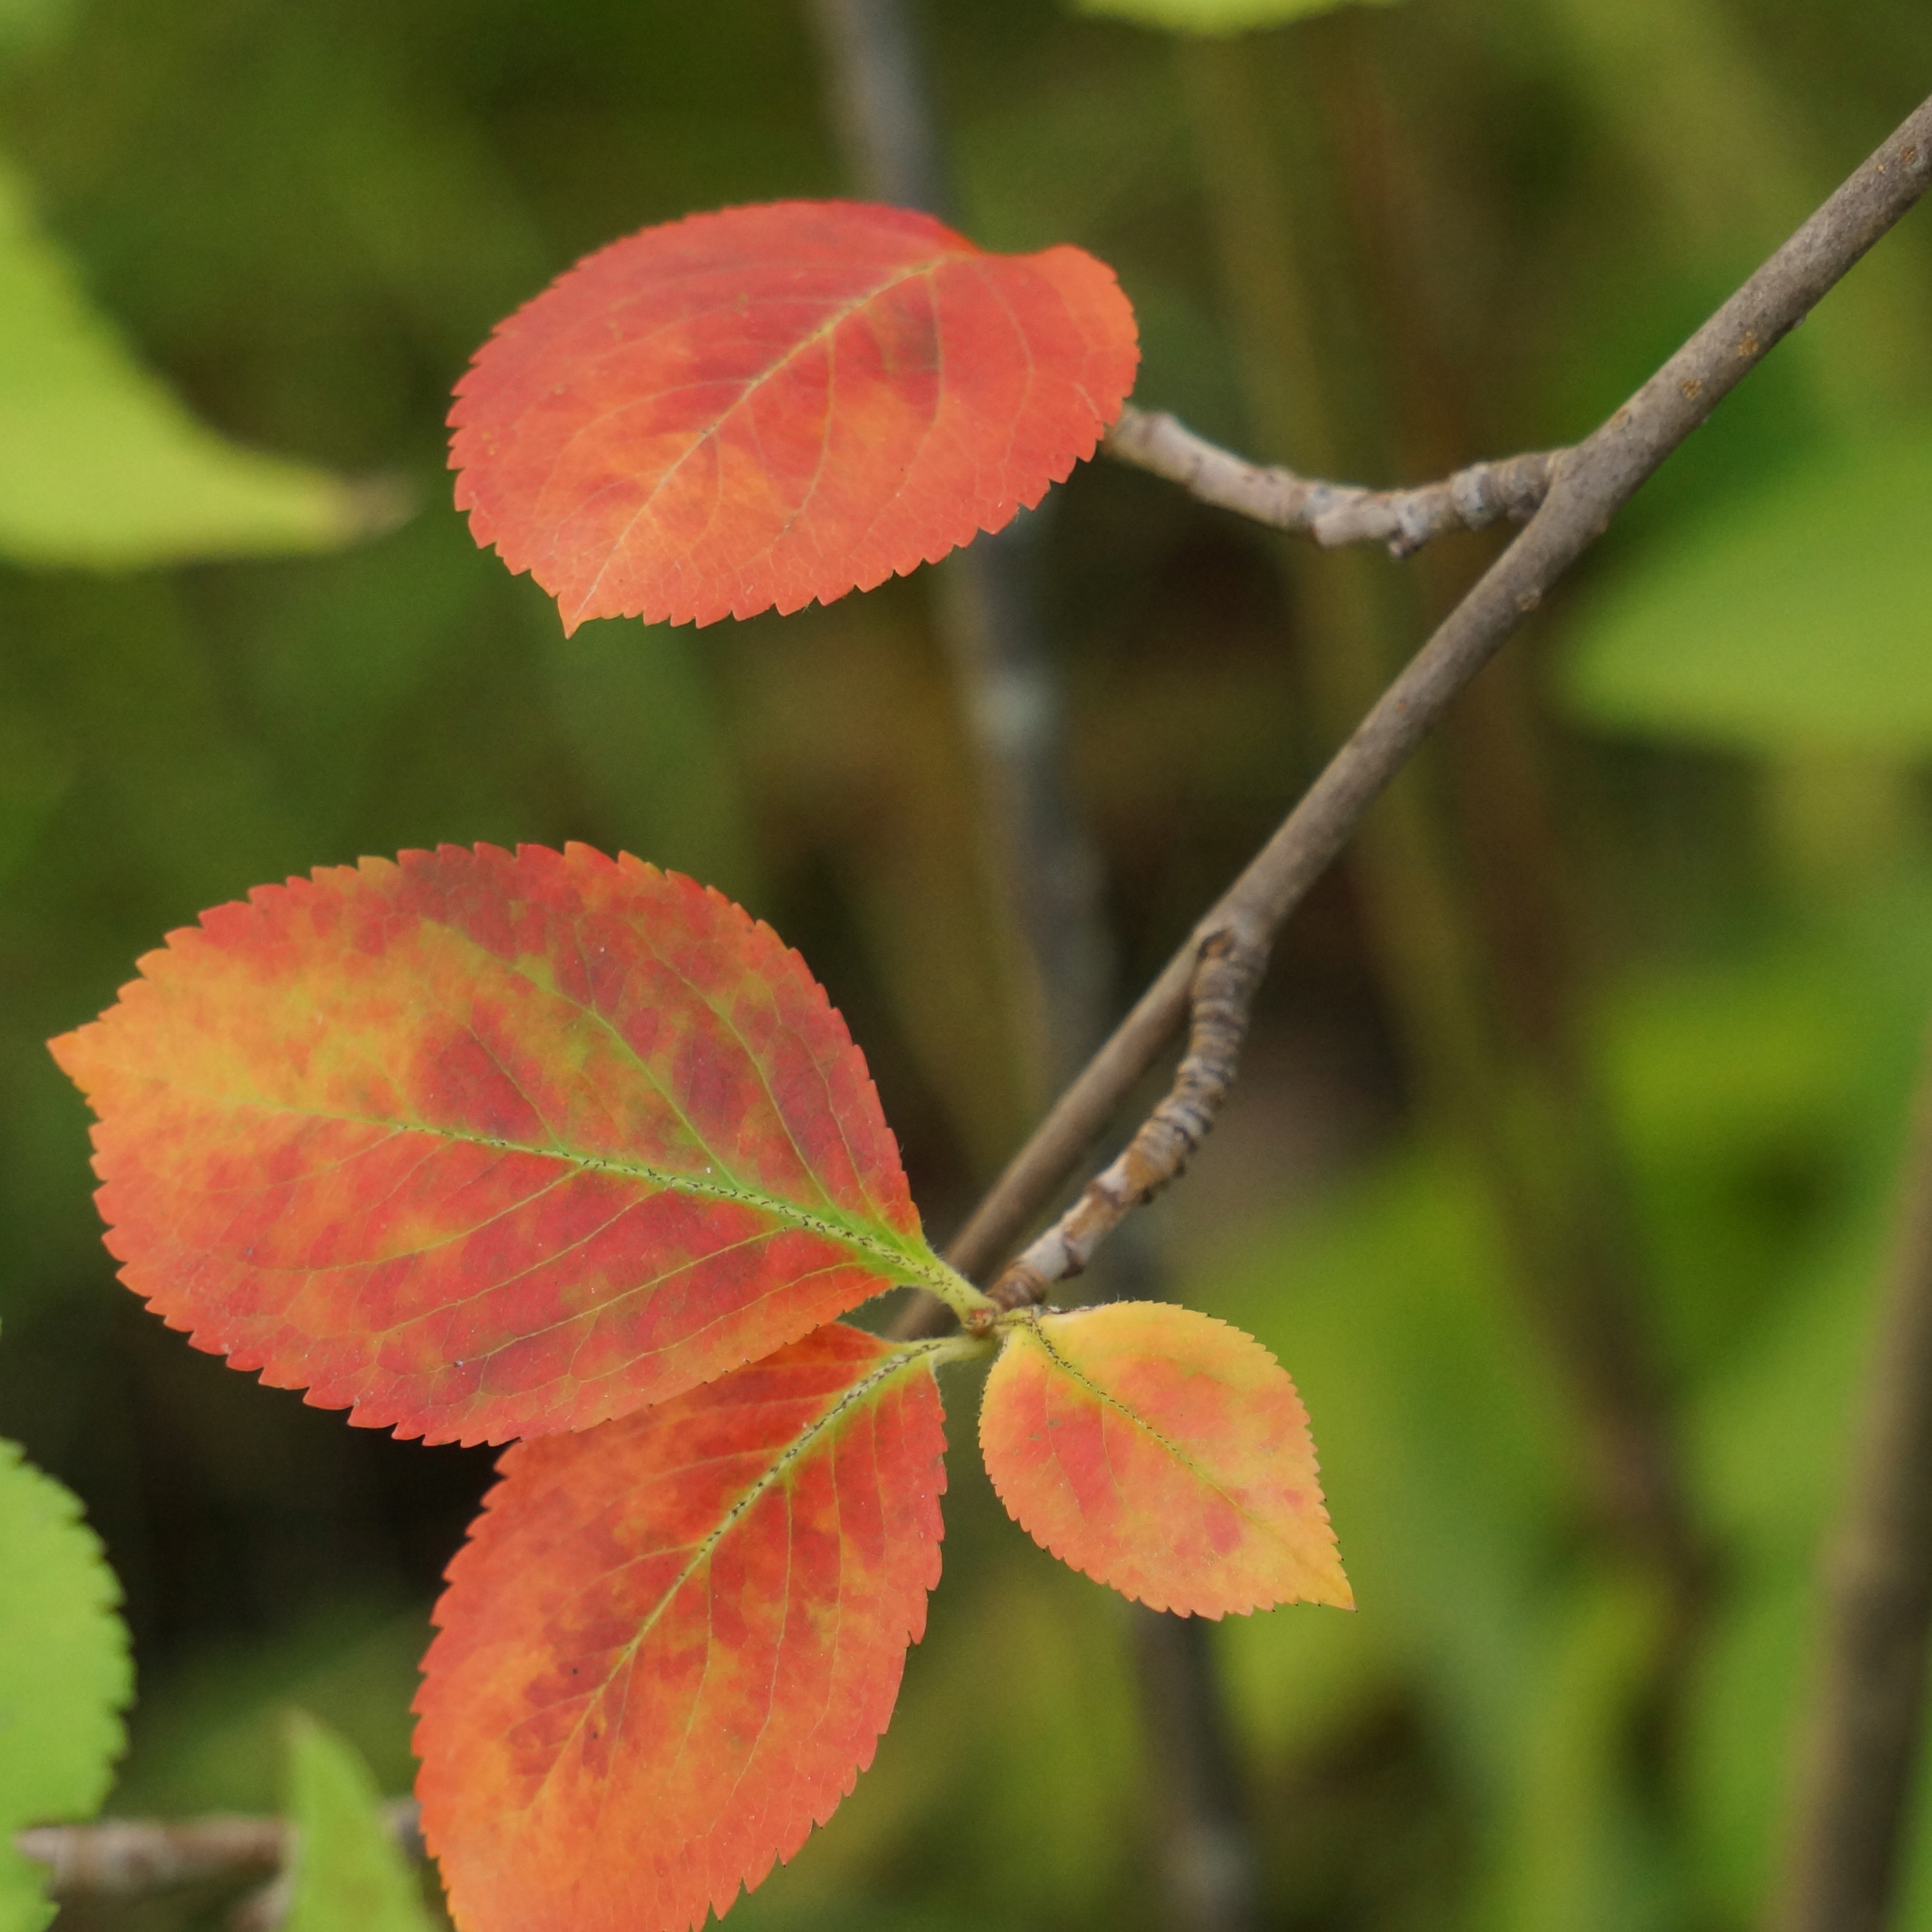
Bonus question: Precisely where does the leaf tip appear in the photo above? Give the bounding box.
[46,1023,89,1084]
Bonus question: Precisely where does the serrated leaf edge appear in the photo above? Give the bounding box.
[982,1304,1347,1617]
[445,1331,973,1808]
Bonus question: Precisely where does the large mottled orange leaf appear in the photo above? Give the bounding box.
[979,1302,1351,1617]
[49,843,971,1444]
[415,1322,948,1932]
[450,199,1139,631]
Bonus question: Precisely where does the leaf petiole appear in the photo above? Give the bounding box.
[902,1327,997,1371]
[921,1258,998,1325]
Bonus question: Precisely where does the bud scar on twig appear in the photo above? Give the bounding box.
[1103,405,1562,560]
[967,927,1269,1325]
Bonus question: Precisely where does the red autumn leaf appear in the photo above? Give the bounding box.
[49,842,973,1444]
[979,1302,1351,1618]
[450,199,1139,631]
[414,1321,948,1932]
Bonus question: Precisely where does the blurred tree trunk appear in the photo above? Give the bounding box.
[803,7,1264,1929]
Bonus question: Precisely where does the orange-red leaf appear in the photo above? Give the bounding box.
[449,199,1139,631]
[49,843,965,1444]
[414,1322,948,1932]
[979,1302,1351,1617]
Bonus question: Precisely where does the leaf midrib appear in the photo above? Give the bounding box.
[569,248,965,617]
[426,889,905,1273]
[1024,1318,1297,1557]
[128,1076,951,1296]
[529,1340,943,1807]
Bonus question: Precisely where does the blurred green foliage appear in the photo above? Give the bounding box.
[1191,885,1932,1930]
[0,1438,130,1932]
[1564,430,1932,754]
[0,161,379,570]
[280,1716,434,1932]
[4,1,1932,1930]
[1074,0,1397,40]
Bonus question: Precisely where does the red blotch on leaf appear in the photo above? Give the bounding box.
[450,199,1139,630]
[979,1302,1351,1618]
[415,1322,947,1932]
[49,843,944,1444]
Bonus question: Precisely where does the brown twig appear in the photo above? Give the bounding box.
[15,1814,287,1895]
[1767,1023,1932,1932]
[1103,403,1562,559]
[942,93,1932,1294]
[227,1869,296,1932]
[16,1800,422,1907]
[972,928,1269,1320]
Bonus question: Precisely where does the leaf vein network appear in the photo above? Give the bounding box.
[1024,1319,1294,1553]
[524,1341,940,1808]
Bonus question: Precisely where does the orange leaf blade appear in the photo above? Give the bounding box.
[450,200,1139,630]
[979,1302,1351,1618]
[49,842,954,1443]
[414,1323,948,1932]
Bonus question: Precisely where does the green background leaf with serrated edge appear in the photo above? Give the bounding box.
[281,1712,434,1932]
[1561,428,1932,754]
[0,1439,132,1932]
[1072,0,1397,38]
[0,158,389,570]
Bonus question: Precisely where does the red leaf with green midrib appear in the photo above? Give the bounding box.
[980,1302,1351,1618]
[50,843,965,1444]
[415,1322,948,1932]
[450,199,1139,630]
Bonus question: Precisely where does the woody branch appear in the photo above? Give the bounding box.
[941,91,1932,1301]
[969,928,1269,1321]
[16,1802,421,1899]
[1103,403,1562,557]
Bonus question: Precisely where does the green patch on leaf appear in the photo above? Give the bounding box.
[282,1713,434,1932]
[0,159,395,570]
[0,1439,132,1932]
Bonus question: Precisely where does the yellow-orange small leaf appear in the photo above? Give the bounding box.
[979,1302,1350,1617]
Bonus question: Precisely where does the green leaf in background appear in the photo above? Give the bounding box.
[1187,1153,1582,1802]
[1562,429,1932,754]
[282,1712,433,1932]
[0,160,393,571]
[1072,0,1395,36]
[0,1438,131,1932]
[1480,1569,1674,1932]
